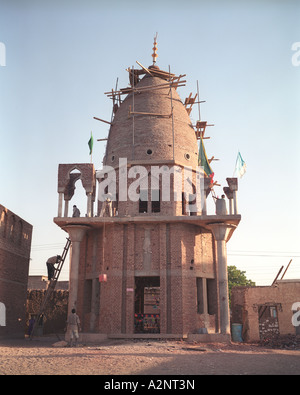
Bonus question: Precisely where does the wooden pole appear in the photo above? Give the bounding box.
[169,65,175,161]
[136,61,153,76]
[280,259,292,280]
[104,80,186,97]
[93,117,112,125]
[197,80,201,121]
[271,265,284,286]
[132,65,135,161]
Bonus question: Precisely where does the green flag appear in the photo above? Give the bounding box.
[198,137,214,178]
[88,132,93,155]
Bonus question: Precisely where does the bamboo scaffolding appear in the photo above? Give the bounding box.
[184,92,198,115]
[135,61,154,76]
[128,105,171,118]
[169,65,175,161]
[132,65,135,161]
[105,79,186,97]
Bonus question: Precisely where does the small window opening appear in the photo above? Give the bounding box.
[139,189,148,213]
[151,189,160,213]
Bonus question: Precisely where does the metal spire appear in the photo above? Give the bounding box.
[151,33,158,65]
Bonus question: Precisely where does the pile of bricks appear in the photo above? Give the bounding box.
[259,334,300,350]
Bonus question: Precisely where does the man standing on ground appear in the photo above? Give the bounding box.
[66,308,81,347]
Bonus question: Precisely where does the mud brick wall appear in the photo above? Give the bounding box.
[231,282,300,342]
[0,205,32,339]
[26,290,69,335]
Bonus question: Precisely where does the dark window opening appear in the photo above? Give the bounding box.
[196,278,216,315]
[151,189,160,213]
[182,192,187,215]
[139,189,148,213]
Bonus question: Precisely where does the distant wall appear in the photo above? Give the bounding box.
[26,290,69,335]
[231,281,300,342]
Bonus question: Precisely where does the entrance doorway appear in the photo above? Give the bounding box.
[134,277,160,333]
[258,305,280,339]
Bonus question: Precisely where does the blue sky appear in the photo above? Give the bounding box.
[1,0,300,284]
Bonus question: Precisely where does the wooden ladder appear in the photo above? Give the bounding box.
[30,237,71,339]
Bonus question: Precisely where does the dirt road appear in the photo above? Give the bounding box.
[0,338,299,375]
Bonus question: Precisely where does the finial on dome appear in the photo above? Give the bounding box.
[151,33,158,65]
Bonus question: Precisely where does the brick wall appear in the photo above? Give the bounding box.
[28,275,69,290]
[231,281,300,342]
[104,75,199,169]
[75,221,216,335]
[0,204,32,339]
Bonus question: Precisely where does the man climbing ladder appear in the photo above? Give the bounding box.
[30,238,71,339]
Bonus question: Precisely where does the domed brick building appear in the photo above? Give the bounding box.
[54,42,241,341]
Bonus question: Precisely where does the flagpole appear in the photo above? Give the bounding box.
[233,149,241,177]
[233,151,238,177]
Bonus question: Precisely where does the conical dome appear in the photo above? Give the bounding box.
[104,73,199,169]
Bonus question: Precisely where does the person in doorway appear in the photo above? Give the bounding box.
[46,255,62,281]
[66,308,81,347]
[72,205,80,217]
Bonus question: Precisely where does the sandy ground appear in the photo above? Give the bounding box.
[0,337,299,376]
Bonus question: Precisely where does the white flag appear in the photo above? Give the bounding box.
[234,152,246,178]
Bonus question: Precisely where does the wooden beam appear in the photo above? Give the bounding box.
[184,93,193,106]
[271,265,284,285]
[93,117,112,125]
[136,61,153,76]
[128,105,171,118]
[105,80,186,97]
[208,156,220,163]
[280,259,292,280]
